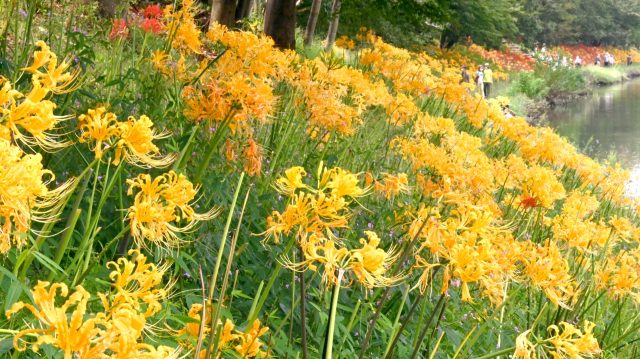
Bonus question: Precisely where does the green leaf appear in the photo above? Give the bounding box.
[32,251,68,277]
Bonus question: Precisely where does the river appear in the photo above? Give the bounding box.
[546,78,640,196]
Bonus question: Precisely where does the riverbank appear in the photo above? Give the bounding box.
[499,63,640,123]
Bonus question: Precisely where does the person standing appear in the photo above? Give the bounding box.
[574,55,582,67]
[460,65,470,84]
[595,54,601,66]
[475,65,484,98]
[628,54,633,66]
[483,63,493,98]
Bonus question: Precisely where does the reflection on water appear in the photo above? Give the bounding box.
[546,79,640,196]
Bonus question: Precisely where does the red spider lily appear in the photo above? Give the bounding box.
[468,45,535,72]
[520,196,541,209]
[143,4,162,19]
[109,19,129,40]
[141,18,163,34]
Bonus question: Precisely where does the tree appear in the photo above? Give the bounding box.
[98,0,120,18]
[439,0,519,48]
[324,0,341,52]
[236,0,255,21]
[515,0,640,47]
[304,0,323,46]
[303,0,449,50]
[264,0,297,49]
[209,0,238,28]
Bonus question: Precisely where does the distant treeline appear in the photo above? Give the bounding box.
[299,0,640,49]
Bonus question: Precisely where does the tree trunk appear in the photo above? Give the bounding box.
[303,0,322,46]
[324,0,341,52]
[235,0,254,21]
[439,28,460,49]
[263,0,297,50]
[98,0,119,18]
[209,0,238,29]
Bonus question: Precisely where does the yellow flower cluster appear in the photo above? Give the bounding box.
[180,22,290,133]
[179,303,269,358]
[127,171,218,249]
[551,191,609,251]
[374,172,411,199]
[78,107,175,167]
[164,0,202,54]
[515,321,600,359]
[1,41,77,150]
[150,5,640,325]
[265,165,401,288]
[409,201,518,305]
[596,248,640,303]
[0,136,72,254]
[6,250,177,358]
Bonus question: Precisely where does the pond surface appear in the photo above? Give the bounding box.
[546,79,640,196]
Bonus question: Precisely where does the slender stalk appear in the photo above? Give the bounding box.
[194,111,235,184]
[73,224,131,285]
[384,291,426,359]
[247,234,297,324]
[475,346,517,359]
[18,159,97,279]
[359,218,430,358]
[205,173,245,358]
[287,249,297,355]
[428,332,446,359]
[194,266,208,357]
[47,208,81,281]
[211,187,252,358]
[246,281,265,328]
[322,269,344,359]
[452,326,477,358]
[425,292,448,354]
[338,299,361,356]
[409,293,446,359]
[299,254,308,359]
[172,123,200,171]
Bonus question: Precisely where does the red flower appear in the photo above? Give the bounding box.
[520,196,540,209]
[143,4,162,19]
[109,19,129,40]
[141,18,163,34]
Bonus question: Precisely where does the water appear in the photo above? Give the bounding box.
[546,79,640,196]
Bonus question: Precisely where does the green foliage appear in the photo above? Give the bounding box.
[582,65,626,85]
[439,0,520,49]
[516,0,640,47]
[510,64,586,100]
[302,0,640,51]
[545,66,585,94]
[300,0,448,49]
[511,71,549,99]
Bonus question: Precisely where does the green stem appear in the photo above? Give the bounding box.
[247,232,297,324]
[17,159,97,279]
[172,123,200,171]
[300,259,308,359]
[47,208,81,281]
[410,293,446,359]
[211,187,251,358]
[384,290,427,359]
[194,110,235,184]
[475,346,516,359]
[323,269,344,359]
[73,224,131,285]
[205,172,245,358]
[359,218,430,358]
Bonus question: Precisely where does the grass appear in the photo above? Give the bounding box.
[583,65,627,85]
